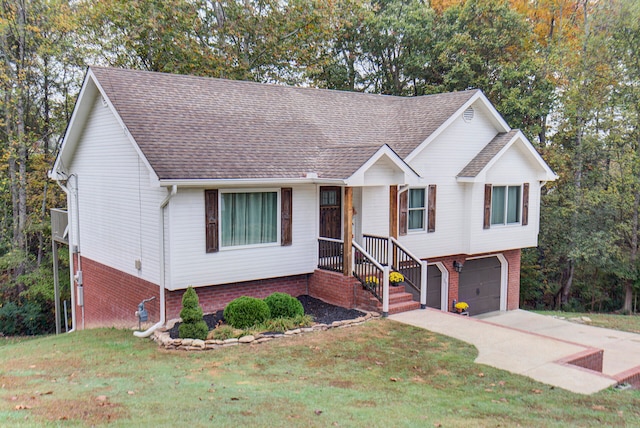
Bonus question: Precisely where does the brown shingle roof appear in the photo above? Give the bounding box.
[457,130,519,177]
[90,66,478,180]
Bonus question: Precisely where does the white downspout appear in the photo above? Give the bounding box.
[134,185,177,338]
[55,178,77,333]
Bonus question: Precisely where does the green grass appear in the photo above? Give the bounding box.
[0,320,638,427]
[533,310,640,334]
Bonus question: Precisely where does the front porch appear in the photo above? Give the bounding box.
[316,234,426,316]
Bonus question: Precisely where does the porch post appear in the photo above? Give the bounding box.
[382,265,390,317]
[389,185,398,239]
[343,187,353,276]
[420,260,428,309]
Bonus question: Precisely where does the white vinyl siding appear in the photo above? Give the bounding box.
[68,95,164,284]
[168,185,317,290]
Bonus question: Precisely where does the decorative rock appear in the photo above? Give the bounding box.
[285,328,301,335]
[256,337,273,343]
[581,316,592,323]
[181,339,194,346]
[223,342,239,347]
[301,328,314,333]
[223,338,239,344]
[239,335,255,343]
[192,339,205,349]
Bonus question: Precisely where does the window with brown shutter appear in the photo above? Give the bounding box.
[399,190,408,236]
[205,189,219,252]
[428,184,437,233]
[483,184,492,229]
[281,188,292,246]
[522,183,529,226]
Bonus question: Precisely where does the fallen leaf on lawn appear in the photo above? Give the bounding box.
[434,424,442,427]
[498,381,506,386]
[500,398,508,403]
[96,395,108,402]
[58,416,68,420]
[375,361,384,366]
[485,388,493,392]
[230,397,239,401]
[531,389,543,394]
[11,396,17,401]
[29,365,36,369]
[15,405,31,410]
[478,372,485,377]
[592,405,606,411]
[128,391,135,395]
[314,410,323,415]
[38,391,53,396]
[490,383,496,387]
[389,377,398,382]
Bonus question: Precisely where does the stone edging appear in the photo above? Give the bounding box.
[153,311,380,351]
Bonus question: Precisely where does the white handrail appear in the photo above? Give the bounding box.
[352,241,384,271]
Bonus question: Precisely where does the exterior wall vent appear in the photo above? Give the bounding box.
[463,107,474,122]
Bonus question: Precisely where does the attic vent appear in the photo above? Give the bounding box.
[463,107,474,122]
[101,96,108,107]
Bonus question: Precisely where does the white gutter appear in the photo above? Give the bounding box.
[134,185,177,338]
[158,177,346,188]
[54,178,76,333]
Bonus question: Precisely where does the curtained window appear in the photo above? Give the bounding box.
[221,192,278,247]
[408,188,425,231]
[490,185,521,225]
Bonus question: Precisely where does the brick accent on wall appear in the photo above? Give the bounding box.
[80,257,160,328]
[165,275,308,320]
[308,269,359,309]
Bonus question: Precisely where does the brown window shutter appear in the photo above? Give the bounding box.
[427,184,437,233]
[205,189,219,253]
[281,187,292,246]
[399,190,408,236]
[522,183,529,226]
[483,184,492,229]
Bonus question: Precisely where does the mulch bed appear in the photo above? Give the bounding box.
[168,295,365,339]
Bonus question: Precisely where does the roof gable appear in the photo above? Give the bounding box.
[457,130,557,182]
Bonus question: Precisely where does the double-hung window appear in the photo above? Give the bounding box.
[491,185,521,225]
[408,188,426,231]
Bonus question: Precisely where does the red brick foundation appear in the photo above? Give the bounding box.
[166,275,308,320]
[561,348,605,373]
[308,269,359,309]
[79,257,160,329]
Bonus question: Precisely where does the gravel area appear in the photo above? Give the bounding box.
[168,295,366,339]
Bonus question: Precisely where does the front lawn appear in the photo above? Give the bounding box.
[533,311,640,334]
[0,320,638,427]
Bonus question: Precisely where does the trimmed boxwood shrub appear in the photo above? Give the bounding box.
[223,296,271,329]
[179,287,208,340]
[264,292,304,319]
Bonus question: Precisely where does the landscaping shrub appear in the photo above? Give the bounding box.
[223,296,270,329]
[264,292,304,319]
[262,314,313,332]
[178,287,208,340]
[0,300,50,336]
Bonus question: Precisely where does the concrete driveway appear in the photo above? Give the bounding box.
[390,309,640,395]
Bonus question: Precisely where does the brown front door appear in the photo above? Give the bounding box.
[320,186,341,239]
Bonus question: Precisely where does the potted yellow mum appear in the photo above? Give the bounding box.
[389,271,405,286]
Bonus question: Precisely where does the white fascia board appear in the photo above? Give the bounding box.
[345,144,421,187]
[405,90,511,163]
[456,131,558,183]
[50,68,95,179]
[158,177,347,188]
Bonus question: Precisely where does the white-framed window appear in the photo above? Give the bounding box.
[220,190,279,247]
[491,185,521,225]
[408,188,426,230]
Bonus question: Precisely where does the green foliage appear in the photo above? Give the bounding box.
[261,314,313,333]
[207,325,243,340]
[223,296,271,329]
[0,300,50,336]
[263,292,304,319]
[178,287,208,340]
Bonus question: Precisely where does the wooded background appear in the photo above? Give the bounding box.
[1,0,638,334]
